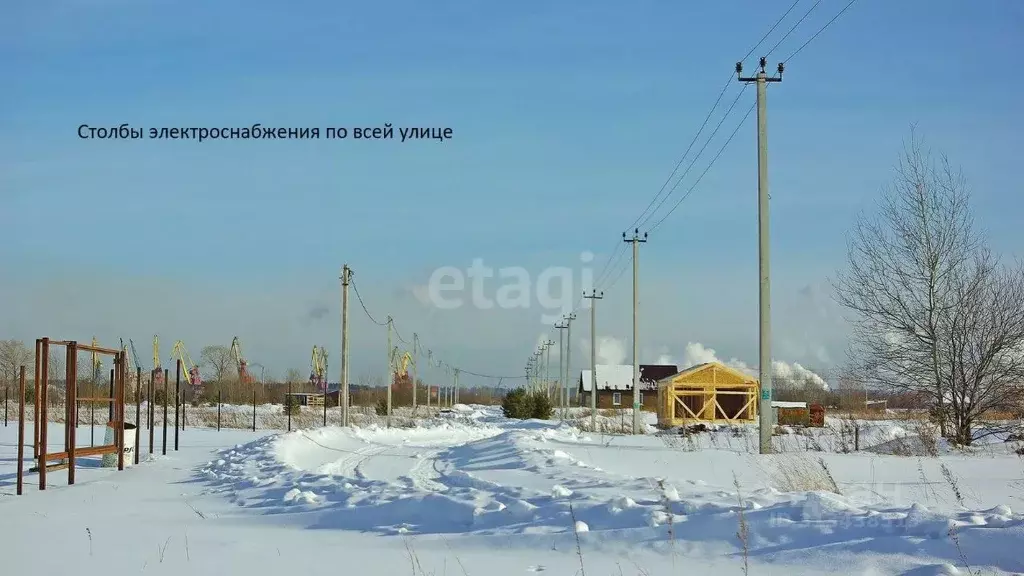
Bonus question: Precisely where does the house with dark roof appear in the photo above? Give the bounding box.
[578,363,678,411]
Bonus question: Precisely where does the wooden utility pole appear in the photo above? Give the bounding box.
[737,56,783,455]
[341,264,352,427]
[624,229,647,434]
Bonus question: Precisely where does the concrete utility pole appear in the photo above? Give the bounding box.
[427,350,434,408]
[555,320,568,417]
[737,56,783,455]
[543,340,554,399]
[564,312,575,414]
[624,228,648,435]
[537,350,543,394]
[445,366,452,406]
[341,265,352,427]
[453,368,460,405]
[412,333,419,414]
[583,289,603,431]
[386,316,393,428]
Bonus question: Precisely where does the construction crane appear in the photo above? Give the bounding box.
[129,339,143,374]
[153,334,164,385]
[398,351,413,376]
[392,348,414,391]
[230,336,254,384]
[91,336,103,381]
[310,346,328,391]
[118,338,141,394]
[171,340,203,389]
[128,338,144,394]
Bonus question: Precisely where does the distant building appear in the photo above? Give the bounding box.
[577,364,678,411]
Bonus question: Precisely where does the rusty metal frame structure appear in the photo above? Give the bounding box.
[20,337,127,492]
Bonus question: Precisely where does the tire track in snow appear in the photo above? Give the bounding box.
[404,450,447,493]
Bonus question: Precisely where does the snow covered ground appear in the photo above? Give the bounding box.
[2,405,1023,575]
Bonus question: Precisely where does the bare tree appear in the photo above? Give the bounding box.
[200,345,235,382]
[937,250,1024,442]
[0,339,32,387]
[833,129,1024,444]
[284,368,303,384]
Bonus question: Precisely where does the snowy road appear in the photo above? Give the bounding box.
[3,405,1024,575]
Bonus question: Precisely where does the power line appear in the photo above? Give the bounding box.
[637,84,750,230]
[625,0,803,234]
[592,242,628,289]
[621,0,858,238]
[626,77,733,232]
[593,101,761,295]
[647,101,756,233]
[765,0,823,58]
[351,281,388,326]
[740,0,804,62]
[349,277,526,381]
[783,0,859,62]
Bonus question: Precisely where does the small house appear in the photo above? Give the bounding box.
[284,392,325,408]
[578,364,678,411]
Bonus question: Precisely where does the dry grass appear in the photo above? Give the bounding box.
[831,408,929,421]
[766,454,842,494]
[733,473,750,576]
[13,402,447,431]
[568,503,587,576]
[980,409,1021,421]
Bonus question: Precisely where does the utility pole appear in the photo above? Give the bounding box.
[411,333,419,414]
[386,316,393,428]
[537,350,543,394]
[738,56,783,455]
[555,320,568,417]
[532,352,540,391]
[624,228,647,435]
[535,351,542,394]
[453,368,460,405]
[341,265,352,427]
[543,340,554,400]
[445,366,451,406]
[564,312,575,415]
[427,350,434,408]
[583,289,603,431]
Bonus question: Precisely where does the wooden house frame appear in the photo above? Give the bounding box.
[656,362,759,427]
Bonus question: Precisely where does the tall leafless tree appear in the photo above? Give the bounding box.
[833,129,1024,444]
[284,368,303,384]
[0,339,32,388]
[200,345,235,382]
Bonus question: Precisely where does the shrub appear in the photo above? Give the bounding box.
[284,395,301,416]
[502,388,553,420]
[502,388,531,419]
[529,391,552,420]
[375,398,388,416]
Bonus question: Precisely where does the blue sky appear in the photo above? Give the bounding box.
[2,0,1021,387]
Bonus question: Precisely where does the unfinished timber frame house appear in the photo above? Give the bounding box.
[656,361,759,426]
